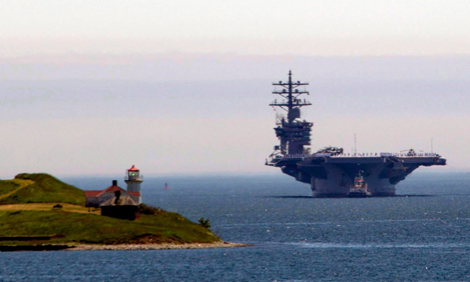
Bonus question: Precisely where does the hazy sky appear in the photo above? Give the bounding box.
[2,0,470,56]
[0,1,469,178]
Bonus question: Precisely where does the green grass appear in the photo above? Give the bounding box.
[0,181,21,195]
[0,173,221,246]
[0,173,85,205]
[0,210,220,245]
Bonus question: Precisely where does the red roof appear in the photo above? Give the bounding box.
[84,190,101,197]
[96,185,127,197]
[128,165,139,171]
[84,185,140,198]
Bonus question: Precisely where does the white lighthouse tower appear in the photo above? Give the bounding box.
[125,165,143,204]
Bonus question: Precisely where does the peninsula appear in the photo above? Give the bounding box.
[0,173,241,251]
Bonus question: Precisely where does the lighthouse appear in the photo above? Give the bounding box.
[125,165,143,204]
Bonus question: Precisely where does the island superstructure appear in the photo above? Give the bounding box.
[266,71,446,197]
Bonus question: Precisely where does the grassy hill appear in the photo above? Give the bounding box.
[0,173,85,205]
[0,209,219,246]
[0,173,220,246]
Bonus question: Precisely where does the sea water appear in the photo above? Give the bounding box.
[1,172,470,281]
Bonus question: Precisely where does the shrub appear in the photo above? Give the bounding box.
[198,217,211,229]
[139,203,163,215]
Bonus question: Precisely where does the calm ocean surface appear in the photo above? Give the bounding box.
[1,172,470,281]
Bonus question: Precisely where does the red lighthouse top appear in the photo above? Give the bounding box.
[128,165,139,171]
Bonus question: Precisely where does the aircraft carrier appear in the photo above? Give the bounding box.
[266,71,446,197]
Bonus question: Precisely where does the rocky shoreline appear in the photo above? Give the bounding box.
[0,244,70,252]
[69,241,250,251]
[0,242,250,252]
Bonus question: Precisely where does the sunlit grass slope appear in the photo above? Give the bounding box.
[0,210,219,246]
[0,173,85,205]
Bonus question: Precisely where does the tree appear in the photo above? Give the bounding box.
[198,217,211,229]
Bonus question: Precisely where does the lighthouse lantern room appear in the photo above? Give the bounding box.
[125,165,143,204]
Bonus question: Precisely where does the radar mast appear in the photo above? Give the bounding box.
[269,71,313,155]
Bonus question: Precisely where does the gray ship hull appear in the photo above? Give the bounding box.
[276,155,446,197]
[265,72,446,197]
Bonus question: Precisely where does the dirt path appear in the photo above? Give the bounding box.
[0,203,99,214]
[0,180,34,200]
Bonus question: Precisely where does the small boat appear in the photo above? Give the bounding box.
[164,183,169,190]
[347,171,372,197]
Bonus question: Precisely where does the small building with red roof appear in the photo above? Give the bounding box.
[85,180,140,208]
[101,190,140,220]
